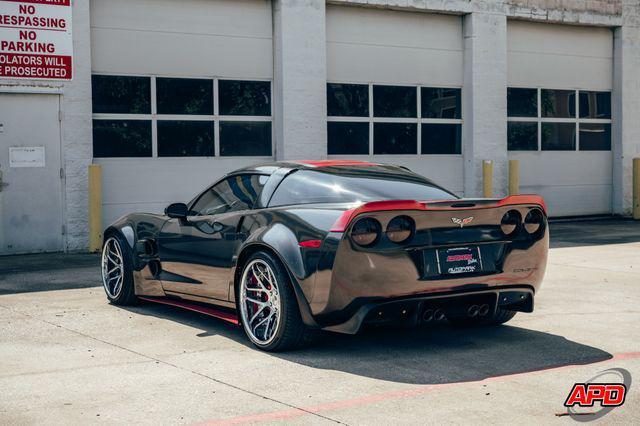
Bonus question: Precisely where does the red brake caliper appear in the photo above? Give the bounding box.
[250,270,266,315]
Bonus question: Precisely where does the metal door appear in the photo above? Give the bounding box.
[0,94,63,254]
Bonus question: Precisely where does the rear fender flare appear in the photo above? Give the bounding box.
[232,224,319,328]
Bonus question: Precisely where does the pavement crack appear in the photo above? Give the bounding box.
[0,303,347,425]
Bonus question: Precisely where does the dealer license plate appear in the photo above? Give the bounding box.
[437,246,483,275]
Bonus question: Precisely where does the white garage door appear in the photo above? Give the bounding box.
[326,6,464,195]
[507,21,613,216]
[90,0,274,226]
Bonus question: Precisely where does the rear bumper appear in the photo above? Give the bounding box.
[321,285,534,334]
[305,221,548,331]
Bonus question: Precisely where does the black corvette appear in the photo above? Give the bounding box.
[101,160,548,351]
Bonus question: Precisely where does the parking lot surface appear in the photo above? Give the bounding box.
[1,219,639,424]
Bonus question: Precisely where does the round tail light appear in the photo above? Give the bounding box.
[500,210,521,236]
[350,218,381,247]
[524,208,544,234]
[386,216,414,244]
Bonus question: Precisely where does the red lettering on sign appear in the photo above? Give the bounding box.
[564,383,627,407]
[0,53,71,79]
[447,254,473,262]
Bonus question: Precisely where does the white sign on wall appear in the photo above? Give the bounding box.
[0,0,73,80]
[9,146,45,167]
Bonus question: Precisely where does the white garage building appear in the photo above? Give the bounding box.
[0,0,638,254]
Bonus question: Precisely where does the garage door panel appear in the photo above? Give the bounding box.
[511,152,612,216]
[327,43,463,85]
[521,184,612,217]
[507,21,613,215]
[327,6,462,51]
[508,21,613,58]
[326,5,464,194]
[96,157,265,204]
[327,5,463,85]
[508,52,612,90]
[511,152,613,187]
[91,0,271,39]
[91,0,274,227]
[92,28,272,78]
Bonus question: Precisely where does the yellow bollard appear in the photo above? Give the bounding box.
[89,164,103,253]
[482,160,493,198]
[508,159,519,196]
[634,158,640,220]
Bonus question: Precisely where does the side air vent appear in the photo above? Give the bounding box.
[136,238,158,257]
[148,260,162,279]
[450,203,476,208]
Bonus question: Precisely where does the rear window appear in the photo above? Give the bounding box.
[268,170,456,207]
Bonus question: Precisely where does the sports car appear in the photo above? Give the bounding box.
[101,160,548,351]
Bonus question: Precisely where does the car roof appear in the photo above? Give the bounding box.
[231,160,409,175]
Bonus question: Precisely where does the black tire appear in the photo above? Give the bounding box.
[447,309,517,327]
[101,232,138,306]
[237,251,314,352]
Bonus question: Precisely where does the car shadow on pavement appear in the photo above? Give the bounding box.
[276,324,612,384]
[549,219,640,248]
[122,303,612,385]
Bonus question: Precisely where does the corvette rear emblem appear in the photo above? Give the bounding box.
[451,217,474,228]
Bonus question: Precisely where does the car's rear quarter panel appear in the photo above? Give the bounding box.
[232,206,346,304]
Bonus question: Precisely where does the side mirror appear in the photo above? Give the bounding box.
[165,202,188,219]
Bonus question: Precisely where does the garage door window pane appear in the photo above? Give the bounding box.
[327,83,368,117]
[579,123,611,151]
[92,75,150,114]
[93,120,151,157]
[421,88,461,119]
[508,122,538,151]
[541,89,575,118]
[507,88,537,117]
[373,123,417,154]
[327,122,369,155]
[156,78,213,115]
[218,80,271,116]
[220,121,272,156]
[579,91,611,119]
[157,121,214,157]
[541,122,576,150]
[373,85,416,118]
[421,123,461,154]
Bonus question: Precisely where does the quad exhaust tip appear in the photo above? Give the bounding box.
[478,304,490,317]
[422,309,434,322]
[467,305,479,317]
[468,304,490,318]
[422,308,445,322]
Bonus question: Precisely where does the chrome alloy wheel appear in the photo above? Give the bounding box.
[239,259,282,346]
[101,237,125,299]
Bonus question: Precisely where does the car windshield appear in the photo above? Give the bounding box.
[269,170,456,207]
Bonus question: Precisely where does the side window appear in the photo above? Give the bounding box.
[190,174,267,216]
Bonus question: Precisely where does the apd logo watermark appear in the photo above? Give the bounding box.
[561,368,631,422]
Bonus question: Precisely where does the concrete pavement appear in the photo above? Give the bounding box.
[0,219,639,424]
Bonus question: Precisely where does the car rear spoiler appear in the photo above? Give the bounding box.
[329,195,546,232]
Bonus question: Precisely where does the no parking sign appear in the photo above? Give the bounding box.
[0,0,73,80]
